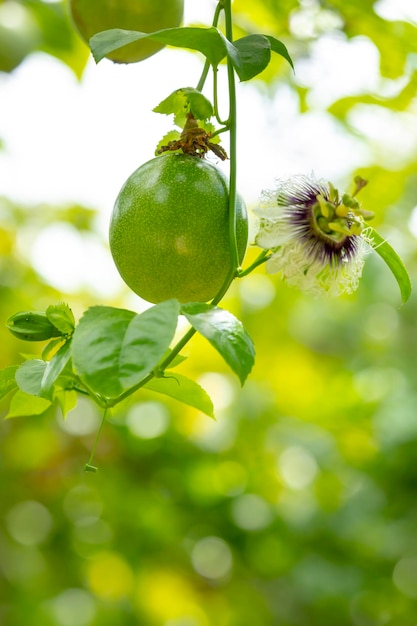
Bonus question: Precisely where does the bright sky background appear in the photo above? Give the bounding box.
[0,0,415,297]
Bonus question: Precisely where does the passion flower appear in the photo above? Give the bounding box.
[254,175,373,296]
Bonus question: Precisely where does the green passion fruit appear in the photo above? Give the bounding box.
[110,154,248,304]
[68,0,184,63]
[0,1,40,73]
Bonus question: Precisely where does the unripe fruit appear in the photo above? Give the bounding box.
[110,154,248,304]
[68,0,184,63]
[0,2,40,73]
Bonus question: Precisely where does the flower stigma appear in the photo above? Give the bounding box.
[254,175,374,296]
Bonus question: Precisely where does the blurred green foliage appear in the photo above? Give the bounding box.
[1,1,417,625]
[0,0,89,76]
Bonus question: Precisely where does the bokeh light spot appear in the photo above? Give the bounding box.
[213,461,247,497]
[238,274,276,311]
[58,396,100,436]
[86,551,134,600]
[136,570,206,624]
[393,556,417,598]
[63,486,103,526]
[278,445,319,490]
[364,303,399,342]
[231,494,273,531]
[164,617,201,626]
[74,518,112,546]
[126,401,170,439]
[197,373,235,411]
[6,500,53,546]
[2,546,47,584]
[46,588,96,626]
[189,414,237,452]
[353,366,406,403]
[191,536,233,580]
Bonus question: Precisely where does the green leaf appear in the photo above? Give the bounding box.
[202,122,219,141]
[72,301,180,399]
[264,35,294,71]
[154,88,213,126]
[46,303,75,335]
[146,373,214,419]
[165,352,188,369]
[120,301,180,386]
[185,89,214,120]
[154,91,186,118]
[54,389,77,419]
[41,340,72,394]
[233,35,271,81]
[181,304,255,385]
[89,26,293,83]
[15,359,48,397]
[368,227,412,304]
[90,27,239,69]
[328,73,417,121]
[15,355,67,402]
[155,130,181,155]
[42,337,65,360]
[0,365,19,401]
[231,34,293,81]
[4,390,52,419]
[72,306,133,398]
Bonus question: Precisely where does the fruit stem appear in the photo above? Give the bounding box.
[196,1,224,92]
[238,250,272,278]
[213,67,229,126]
[210,126,229,139]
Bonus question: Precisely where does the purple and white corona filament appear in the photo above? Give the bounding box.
[254,175,373,296]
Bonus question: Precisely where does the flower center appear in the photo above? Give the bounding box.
[311,182,374,245]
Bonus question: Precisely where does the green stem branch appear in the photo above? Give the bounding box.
[108,327,197,408]
[212,0,239,305]
[238,250,272,277]
[213,67,229,125]
[196,0,224,92]
[210,126,229,139]
[77,378,107,408]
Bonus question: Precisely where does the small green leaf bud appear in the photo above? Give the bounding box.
[6,311,63,341]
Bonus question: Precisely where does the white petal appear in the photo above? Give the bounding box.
[265,238,367,297]
[255,216,297,248]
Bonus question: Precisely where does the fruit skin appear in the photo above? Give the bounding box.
[68,0,184,63]
[0,2,40,73]
[110,154,248,304]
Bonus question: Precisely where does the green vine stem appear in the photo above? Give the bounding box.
[210,126,229,140]
[211,0,240,306]
[213,67,229,126]
[82,0,245,437]
[238,250,272,278]
[196,1,223,92]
